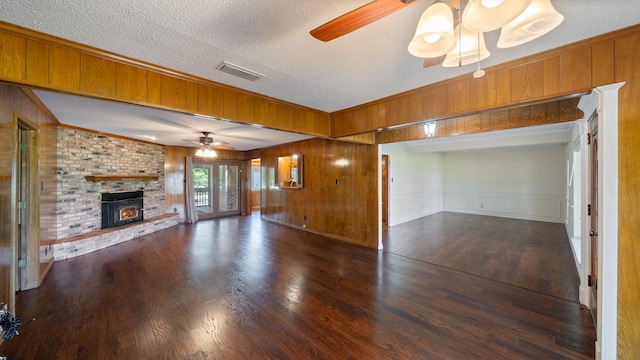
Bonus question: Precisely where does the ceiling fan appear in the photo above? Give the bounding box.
[310,0,462,68]
[310,0,564,70]
[185,132,235,151]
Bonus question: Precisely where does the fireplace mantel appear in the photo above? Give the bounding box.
[85,175,159,182]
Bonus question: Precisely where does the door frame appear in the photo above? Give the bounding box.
[577,82,624,360]
[12,111,40,301]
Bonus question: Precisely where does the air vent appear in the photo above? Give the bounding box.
[216,61,264,82]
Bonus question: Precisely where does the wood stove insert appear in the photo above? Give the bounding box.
[101,190,144,229]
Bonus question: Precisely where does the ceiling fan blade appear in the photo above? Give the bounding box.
[310,0,418,42]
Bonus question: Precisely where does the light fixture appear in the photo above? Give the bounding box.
[462,0,532,32]
[424,121,436,137]
[195,132,217,158]
[442,23,490,68]
[408,2,456,58]
[408,0,563,75]
[497,0,564,48]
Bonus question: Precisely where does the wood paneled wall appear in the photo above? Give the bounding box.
[248,138,378,248]
[0,84,58,314]
[376,98,582,143]
[0,22,331,137]
[330,27,631,138]
[615,30,640,359]
[164,147,249,222]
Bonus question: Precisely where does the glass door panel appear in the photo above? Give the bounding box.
[193,161,242,217]
[193,164,212,215]
[218,163,239,213]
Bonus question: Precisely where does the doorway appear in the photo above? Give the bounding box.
[381,155,389,226]
[250,159,261,211]
[14,114,40,293]
[192,161,242,218]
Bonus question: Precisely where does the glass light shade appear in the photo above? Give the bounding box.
[195,146,217,158]
[443,24,490,67]
[497,0,564,48]
[203,148,217,158]
[424,122,436,137]
[481,0,504,8]
[462,0,531,32]
[408,3,456,58]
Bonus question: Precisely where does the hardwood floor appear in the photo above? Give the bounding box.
[383,212,580,302]
[1,212,595,359]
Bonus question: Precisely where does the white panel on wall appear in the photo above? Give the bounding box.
[472,195,518,214]
[444,192,471,209]
[382,143,445,226]
[520,197,562,218]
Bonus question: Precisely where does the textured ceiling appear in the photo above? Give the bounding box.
[1,1,639,149]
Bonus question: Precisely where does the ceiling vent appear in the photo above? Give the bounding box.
[216,61,264,82]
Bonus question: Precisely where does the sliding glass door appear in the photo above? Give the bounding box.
[193,161,241,218]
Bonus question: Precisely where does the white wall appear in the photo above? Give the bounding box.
[382,137,568,226]
[382,143,444,226]
[442,146,567,223]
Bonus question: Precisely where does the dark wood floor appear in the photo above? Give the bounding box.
[383,212,581,302]
[1,212,595,359]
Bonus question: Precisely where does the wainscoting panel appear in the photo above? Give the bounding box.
[444,191,565,223]
[472,195,519,214]
[519,197,563,218]
[443,192,472,210]
[389,191,443,226]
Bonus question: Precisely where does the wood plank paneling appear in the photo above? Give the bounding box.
[0,32,26,81]
[160,75,187,109]
[212,88,224,118]
[510,60,543,102]
[470,71,497,110]
[49,45,80,90]
[222,90,238,120]
[237,93,254,122]
[495,67,511,105]
[543,56,561,96]
[25,40,49,84]
[376,98,582,144]
[196,84,214,115]
[430,84,448,119]
[448,79,470,114]
[116,64,147,103]
[185,81,197,113]
[146,71,161,105]
[562,46,592,92]
[80,53,116,97]
[408,92,423,123]
[592,40,615,87]
[251,138,377,248]
[615,30,640,359]
[421,89,431,120]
